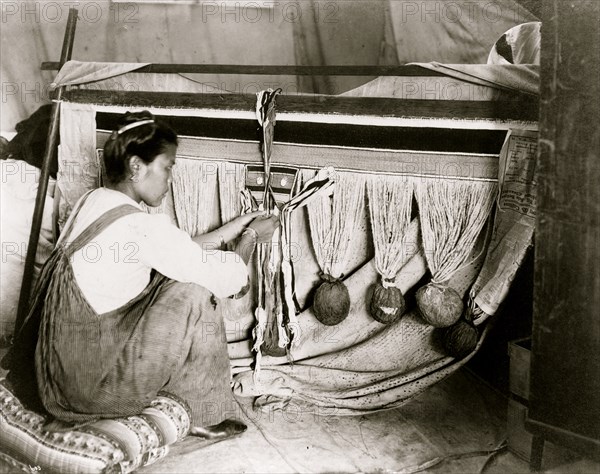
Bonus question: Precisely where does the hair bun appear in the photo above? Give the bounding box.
[119,110,154,127]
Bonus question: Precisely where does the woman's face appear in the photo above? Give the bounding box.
[133,144,177,207]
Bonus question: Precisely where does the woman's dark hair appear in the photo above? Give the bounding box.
[103,111,177,184]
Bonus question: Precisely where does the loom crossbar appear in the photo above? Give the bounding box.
[42,63,448,76]
[64,90,539,130]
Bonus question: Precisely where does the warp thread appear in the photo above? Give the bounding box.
[306,170,366,280]
[172,158,218,236]
[217,161,245,225]
[366,174,415,286]
[414,178,497,284]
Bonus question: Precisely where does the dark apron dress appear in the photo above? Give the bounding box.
[4,193,237,428]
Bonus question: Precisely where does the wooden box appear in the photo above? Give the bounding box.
[507,338,532,460]
[508,337,531,401]
[508,398,533,461]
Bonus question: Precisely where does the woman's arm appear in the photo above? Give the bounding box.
[132,210,277,298]
[191,211,261,248]
[235,227,258,265]
[192,212,280,258]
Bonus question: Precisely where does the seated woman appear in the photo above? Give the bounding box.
[3,111,278,439]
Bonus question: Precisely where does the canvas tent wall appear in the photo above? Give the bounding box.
[1,0,539,132]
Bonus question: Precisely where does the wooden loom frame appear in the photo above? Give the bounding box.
[15,8,539,334]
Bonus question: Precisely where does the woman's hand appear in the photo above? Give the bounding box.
[193,210,268,248]
[247,215,280,244]
[229,210,263,233]
[232,214,279,265]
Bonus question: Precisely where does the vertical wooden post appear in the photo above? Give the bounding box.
[13,8,78,335]
[527,0,600,461]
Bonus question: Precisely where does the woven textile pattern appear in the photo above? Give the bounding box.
[0,379,190,474]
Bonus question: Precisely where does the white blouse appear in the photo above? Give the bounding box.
[63,188,248,314]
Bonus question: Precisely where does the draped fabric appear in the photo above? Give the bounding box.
[229,218,488,414]
[57,101,98,227]
[51,61,149,88]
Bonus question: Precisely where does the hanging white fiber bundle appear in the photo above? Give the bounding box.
[366,174,415,324]
[217,161,246,225]
[414,178,496,328]
[172,158,218,236]
[217,161,249,254]
[306,169,365,326]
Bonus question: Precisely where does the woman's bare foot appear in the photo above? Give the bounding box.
[190,419,247,440]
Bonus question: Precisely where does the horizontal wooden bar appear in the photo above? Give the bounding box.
[96,132,499,181]
[42,62,445,76]
[64,89,539,126]
[526,419,600,461]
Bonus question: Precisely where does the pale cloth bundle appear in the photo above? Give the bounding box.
[413,178,497,329]
[171,158,219,236]
[470,130,537,324]
[306,169,366,326]
[231,255,492,414]
[366,174,416,323]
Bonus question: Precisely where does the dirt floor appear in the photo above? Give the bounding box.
[137,368,597,474]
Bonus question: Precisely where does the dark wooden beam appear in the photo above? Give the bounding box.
[95,112,508,155]
[42,63,445,76]
[527,0,600,462]
[14,8,79,335]
[63,89,539,123]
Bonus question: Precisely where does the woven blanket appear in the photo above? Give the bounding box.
[0,379,191,474]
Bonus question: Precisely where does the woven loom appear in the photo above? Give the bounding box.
[45,61,537,415]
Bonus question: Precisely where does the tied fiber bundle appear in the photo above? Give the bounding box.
[440,304,479,358]
[251,89,289,379]
[251,166,301,358]
[307,170,365,326]
[259,241,287,358]
[366,175,414,324]
[172,159,218,236]
[255,88,282,211]
[414,179,496,328]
